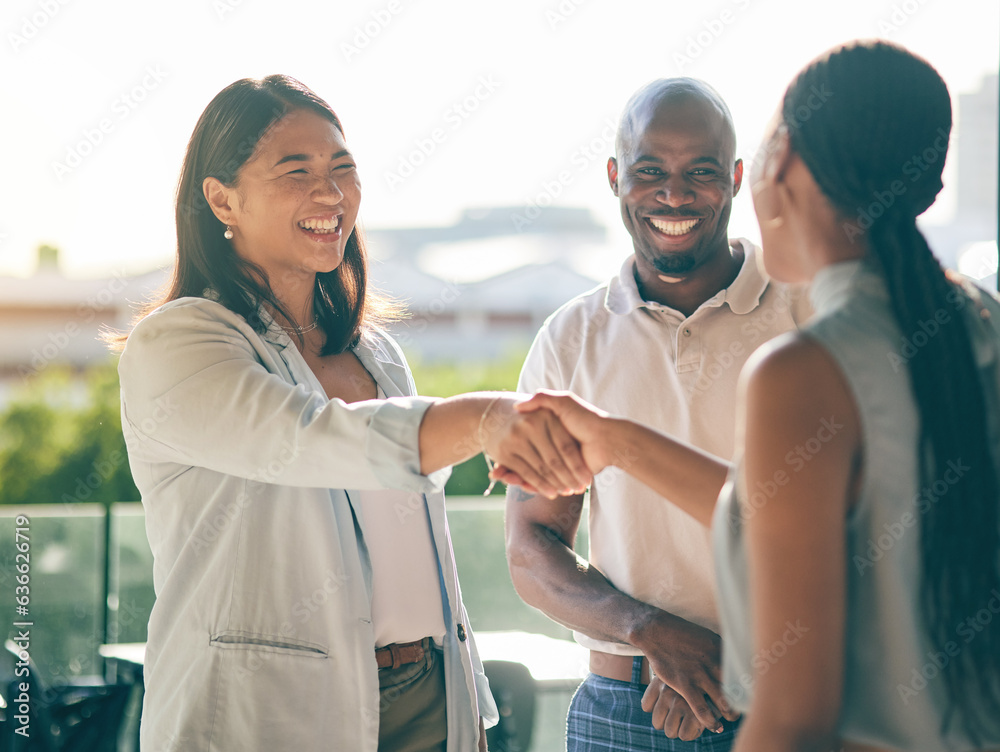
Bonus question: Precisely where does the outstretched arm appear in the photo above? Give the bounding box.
[119,301,591,498]
[495,390,731,527]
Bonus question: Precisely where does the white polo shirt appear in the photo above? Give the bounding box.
[517,239,811,654]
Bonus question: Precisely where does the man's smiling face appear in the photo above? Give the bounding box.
[610,92,742,280]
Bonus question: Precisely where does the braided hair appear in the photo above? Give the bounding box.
[782,40,1000,740]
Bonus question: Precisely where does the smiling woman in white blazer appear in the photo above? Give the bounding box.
[112,74,591,752]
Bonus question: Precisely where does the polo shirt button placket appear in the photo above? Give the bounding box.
[676,324,701,374]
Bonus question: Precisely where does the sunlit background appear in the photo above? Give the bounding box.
[3,0,998,279]
[0,1,997,749]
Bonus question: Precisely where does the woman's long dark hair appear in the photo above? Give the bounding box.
[783,40,1000,740]
[109,74,397,354]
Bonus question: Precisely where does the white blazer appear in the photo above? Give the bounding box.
[118,296,497,752]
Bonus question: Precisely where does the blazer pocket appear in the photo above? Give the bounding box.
[209,631,329,658]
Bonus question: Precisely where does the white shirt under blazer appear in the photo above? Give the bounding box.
[118,295,497,752]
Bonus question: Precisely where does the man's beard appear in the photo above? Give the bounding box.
[652,252,697,276]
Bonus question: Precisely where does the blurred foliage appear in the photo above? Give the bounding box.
[408,355,523,398]
[409,353,525,496]
[0,360,138,506]
[37,243,60,270]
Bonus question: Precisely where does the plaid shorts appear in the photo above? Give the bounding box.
[566,657,740,752]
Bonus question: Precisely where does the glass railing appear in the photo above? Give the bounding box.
[0,505,106,689]
[0,500,588,751]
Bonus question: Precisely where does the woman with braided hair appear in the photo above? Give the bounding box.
[496,40,1000,750]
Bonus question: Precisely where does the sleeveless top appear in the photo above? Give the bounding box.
[712,259,1000,750]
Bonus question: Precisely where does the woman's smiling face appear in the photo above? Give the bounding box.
[219,107,361,281]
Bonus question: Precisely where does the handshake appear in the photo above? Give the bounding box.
[478,390,616,500]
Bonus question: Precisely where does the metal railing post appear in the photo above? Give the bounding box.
[100,502,113,675]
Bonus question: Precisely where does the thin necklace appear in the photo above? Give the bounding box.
[280,319,319,335]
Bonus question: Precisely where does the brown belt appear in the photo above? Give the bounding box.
[376,638,427,670]
[590,649,652,684]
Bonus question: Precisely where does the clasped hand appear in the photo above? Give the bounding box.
[484,391,612,497]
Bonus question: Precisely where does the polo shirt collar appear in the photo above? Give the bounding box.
[723,239,769,315]
[605,256,648,315]
[604,238,769,317]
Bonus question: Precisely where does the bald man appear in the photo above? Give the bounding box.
[505,79,810,750]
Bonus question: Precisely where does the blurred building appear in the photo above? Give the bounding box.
[923,72,998,289]
[4,71,998,405]
[0,207,615,404]
[367,206,613,361]
[0,246,160,404]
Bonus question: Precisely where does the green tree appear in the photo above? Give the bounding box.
[0,359,138,506]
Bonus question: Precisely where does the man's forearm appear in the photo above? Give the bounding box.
[506,491,734,731]
[507,515,668,645]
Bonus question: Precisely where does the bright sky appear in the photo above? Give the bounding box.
[3,0,997,278]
